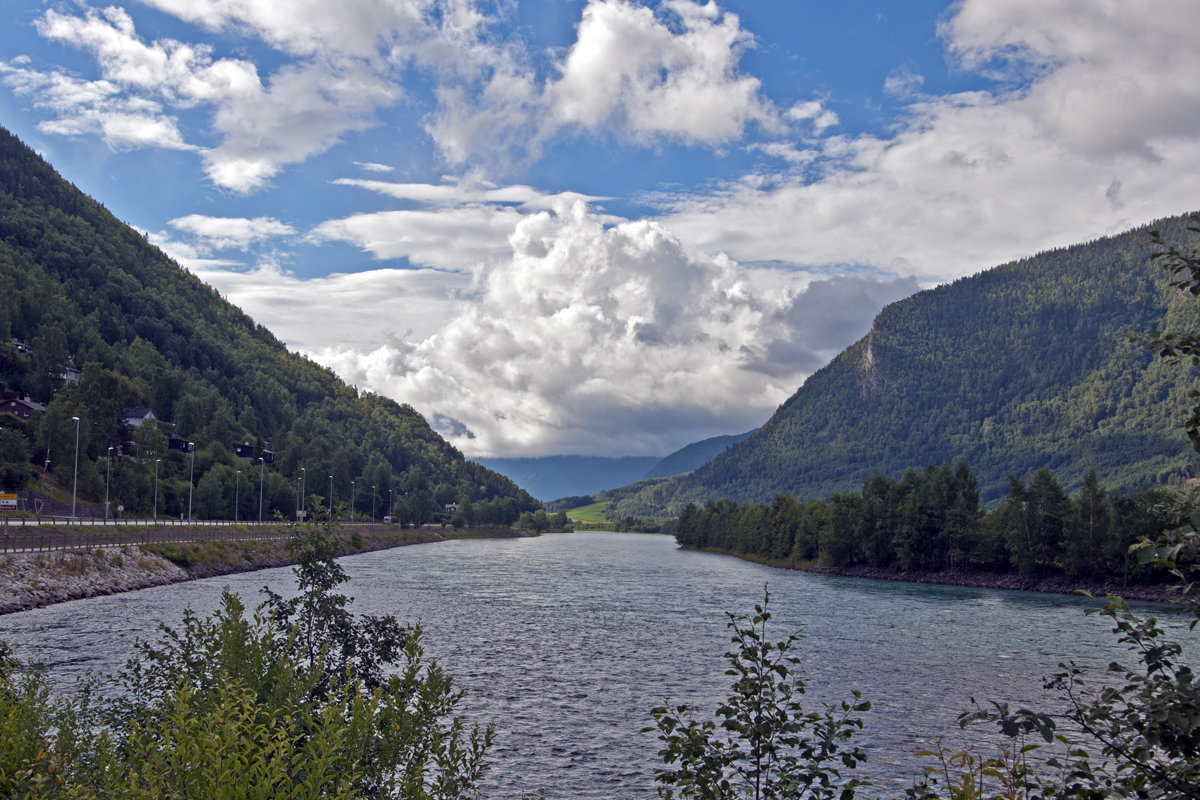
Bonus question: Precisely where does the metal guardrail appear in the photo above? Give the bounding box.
[0,517,370,553]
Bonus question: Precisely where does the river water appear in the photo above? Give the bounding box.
[1,532,1196,798]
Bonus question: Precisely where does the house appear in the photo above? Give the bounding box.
[168,437,195,453]
[234,443,275,463]
[10,339,30,354]
[0,393,45,420]
[59,366,81,384]
[444,502,459,513]
[122,407,157,428]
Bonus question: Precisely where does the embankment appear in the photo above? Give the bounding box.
[0,526,522,614]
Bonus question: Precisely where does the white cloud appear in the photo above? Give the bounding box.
[308,202,912,456]
[193,260,469,352]
[355,161,394,173]
[202,58,400,192]
[333,176,605,209]
[547,0,771,144]
[657,0,1200,282]
[15,5,403,193]
[137,0,430,59]
[310,205,523,270]
[169,214,296,250]
[785,100,839,134]
[0,62,193,151]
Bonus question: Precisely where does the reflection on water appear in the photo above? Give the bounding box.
[1,532,1195,799]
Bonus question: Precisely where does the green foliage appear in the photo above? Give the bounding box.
[648,587,870,800]
[0,527,494,799]
[673,462,1170,586]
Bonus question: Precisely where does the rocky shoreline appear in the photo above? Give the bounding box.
[0,527,519,615]
[0,547,191,615]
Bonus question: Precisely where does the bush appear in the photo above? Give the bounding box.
[648,586,870,800]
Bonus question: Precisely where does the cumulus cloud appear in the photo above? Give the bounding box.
[547,0,771,143]
[306,202,911,456]
[424,0,775,165]
[655,0,1200,282]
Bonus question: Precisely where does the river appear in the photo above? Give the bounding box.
[1,531,1196,798]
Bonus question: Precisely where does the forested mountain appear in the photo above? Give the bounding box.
[612,214,1200,517]
[0,126,538,523]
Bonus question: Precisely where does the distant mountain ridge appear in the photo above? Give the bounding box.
[643,431,754,479]
[475,456,660,502]
[478,431,754,501]
[607,214,1200,518]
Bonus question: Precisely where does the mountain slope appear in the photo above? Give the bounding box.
[0,126,538,522]
[643,431,755,480]
[612,215,1200,516]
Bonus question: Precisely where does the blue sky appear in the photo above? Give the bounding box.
[3,0,1200,459]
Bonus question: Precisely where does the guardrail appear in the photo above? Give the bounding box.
[0,518,371,553]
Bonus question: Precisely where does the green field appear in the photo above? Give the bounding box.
[565,502,610,524]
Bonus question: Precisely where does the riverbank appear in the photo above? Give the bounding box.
[684,546,1186,604]
[0,526,526,614]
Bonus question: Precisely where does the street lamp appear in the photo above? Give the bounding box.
[235,469,241,523]
[258,457,265,523]
[105,446,113,523]
[295,476,301,520]
[350,480,355,523]
[70,416,80,519]
[371,484,376,522]
[187,442,195,522]
[300,467,306,519]
[328,475,333,520]
[153,458,161,520]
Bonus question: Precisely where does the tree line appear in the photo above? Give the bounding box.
[673,462,1173,584]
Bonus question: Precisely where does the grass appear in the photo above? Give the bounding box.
[566,502,611,525]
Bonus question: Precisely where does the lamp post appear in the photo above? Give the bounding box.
[300,467,306,520]
[153,459,161,520]
[258,457,265,523]
[350,480,355,524]
[70,416,80,519]
[235,469,241,523]
[371,485,376,522]
[328,475,333,520]
[105,446,113,523]
[187,442,195,522]
[295,477,301,521]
